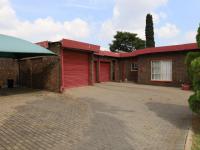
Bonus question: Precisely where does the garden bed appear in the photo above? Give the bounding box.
[192,115,200,150]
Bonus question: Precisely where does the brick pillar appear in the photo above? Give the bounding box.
[97,57,101,83]
[89,53,94,85]
[114,60,119,82]
[110,61,113,81]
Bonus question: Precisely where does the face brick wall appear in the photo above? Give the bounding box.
[137,52,190,87]
[0,58,18,88]
[19,43,61,92]
[121,58,138,82]
[20,57,60,92]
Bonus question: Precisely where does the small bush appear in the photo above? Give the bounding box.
[186,25,200,115]
[185,52,200,81]
[189,93,200,114]
[191,57,200,91]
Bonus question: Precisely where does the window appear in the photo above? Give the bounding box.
[151,60,172,81]
[131,63,138,71]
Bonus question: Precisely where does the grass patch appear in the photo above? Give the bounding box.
[192,116,200,150]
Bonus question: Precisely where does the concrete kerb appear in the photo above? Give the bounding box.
[184,127,193,150]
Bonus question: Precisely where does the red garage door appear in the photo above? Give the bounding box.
[100,62,111,82]
[63,50,89,88]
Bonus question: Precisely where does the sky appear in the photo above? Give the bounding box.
[0,0,199,50]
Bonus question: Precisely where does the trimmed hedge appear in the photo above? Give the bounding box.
[189,93,200,114]
[185,52,200,81]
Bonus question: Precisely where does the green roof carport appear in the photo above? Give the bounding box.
[0,34,55,59]
[0,34,56,89]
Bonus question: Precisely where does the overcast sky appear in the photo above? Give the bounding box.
[0,0,199,50]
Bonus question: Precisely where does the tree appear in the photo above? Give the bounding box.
[109,31,145,52]
[185,52,200,81]
[187,25,200,114]
[196,24,200,48]
[145,14,155,48]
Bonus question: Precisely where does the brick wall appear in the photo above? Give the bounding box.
[0,58,18,88]
[137,52,190,87]
[120,58,138,82]
[19,42,61,92]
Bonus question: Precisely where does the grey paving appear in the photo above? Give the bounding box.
[0,83,193,150]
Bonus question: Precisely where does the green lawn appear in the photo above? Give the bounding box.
[192,116,200,150]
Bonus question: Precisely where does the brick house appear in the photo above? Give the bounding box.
[120,43,199,87]
[20,39,100,92]
[18,39,200,92]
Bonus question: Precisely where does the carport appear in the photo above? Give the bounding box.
[0,34,55,89]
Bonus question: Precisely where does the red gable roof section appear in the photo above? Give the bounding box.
[95,43,199,58]
[36,40,199,58]
[120,43,199,58]
[95,51,120,57]
[61,39,100,52]
[36,41,49,48]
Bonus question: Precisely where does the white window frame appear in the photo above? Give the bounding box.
[131,63,138,71]
[151,60,172,81]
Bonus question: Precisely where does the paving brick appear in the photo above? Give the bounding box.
[0,83,192,150]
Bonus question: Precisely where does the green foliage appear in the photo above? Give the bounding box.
[109,31,145,52]
[189,93,200,114]
[185,52,200,81]
[186,54,200,114]
[191,57,200,91]
[187,25,200,114]
[196,24,200,48]
[145,14,155,48]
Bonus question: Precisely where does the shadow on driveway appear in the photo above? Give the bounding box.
[0,88,40,96]
[76,97,135,150]
[146,102,192,130]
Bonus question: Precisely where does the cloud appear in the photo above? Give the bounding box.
[99,0,169,48]
[0,0,91,42]
[184,31,196,43]
[0,0,196,48]
[156,23,180,38]
[155,28,196,46]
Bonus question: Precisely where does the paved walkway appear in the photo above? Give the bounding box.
[0,83,193,150]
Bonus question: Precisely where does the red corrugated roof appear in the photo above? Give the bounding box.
[36,41,49,48]
[95,43,199,58]
[61,39,100,52]
[95,51,120,57]
[120,43,199,57]
[37,40,199,58]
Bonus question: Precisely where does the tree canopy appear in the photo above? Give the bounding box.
[109,31,145,52]
[145,14,155,48]
[186,24,200,114]
[196,24,200,48]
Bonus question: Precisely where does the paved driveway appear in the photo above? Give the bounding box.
[0,83,192,150]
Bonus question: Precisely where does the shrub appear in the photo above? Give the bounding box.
[189,93,200,114]
[191,57,200,91]
[187,25,200,115]
[185,52,200,81]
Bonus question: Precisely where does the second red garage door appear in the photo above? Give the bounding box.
[63,50,89,89]
[100,62,111,82]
